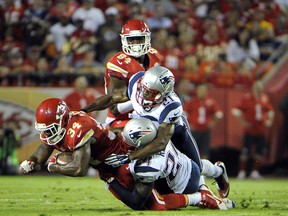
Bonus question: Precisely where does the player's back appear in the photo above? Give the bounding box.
[129,141,192,194]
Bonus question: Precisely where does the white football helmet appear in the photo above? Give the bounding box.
[122,117,157,148]
[136,65,175,109]
[120,19,151,58]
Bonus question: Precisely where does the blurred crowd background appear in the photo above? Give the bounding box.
[1,0,288,177]
[0,0,287,87]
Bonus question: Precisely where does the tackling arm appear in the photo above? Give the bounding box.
[82,91,129,113]
[48,138,92,177]
[129,123,174,161]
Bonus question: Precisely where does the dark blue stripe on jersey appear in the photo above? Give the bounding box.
[135,166,159,173]
[127,72,145,98]
[159,102,181,124]
[142,115,158,122]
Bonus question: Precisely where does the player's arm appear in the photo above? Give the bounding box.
[108,76,134,116]
[129,123,174,161]
[81,91,129,113]
[265,110,275,127]
[19,143,54,173]
[108,178,153,210]
[48,138,93,177]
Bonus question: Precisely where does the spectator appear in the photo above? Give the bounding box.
[68,18,97,66]
[75,49,105,84]
[126,0,147,21]
[32,57,51,86]
[2,0,27,41]
[146,3,173,31]
[52,55,75,74]
[183,55,206,85]
[96,6,122,63]
[63,75,98,118]
[225,28,260,69]
[49,14,76,53]
[22,0,50,49]
[231,80,275,179]
[161,35,184,83]
[72,0,105,34]
[183,83,223,159]
[143,0,177,18]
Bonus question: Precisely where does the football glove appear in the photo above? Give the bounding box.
[104,153,131,167]
[19,160,35,174]
[47,154,58,172]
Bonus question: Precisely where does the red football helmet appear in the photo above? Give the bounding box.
[120,19,151,58]
[35,98,70,145]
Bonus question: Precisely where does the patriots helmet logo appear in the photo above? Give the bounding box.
[128,128,153,145]
[159,75,174,85]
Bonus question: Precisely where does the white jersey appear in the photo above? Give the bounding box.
[129,141,192,193]
[127,72,184,128]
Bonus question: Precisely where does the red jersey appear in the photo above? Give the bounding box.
[235,93,273,135]
[48,111,132,161]
[104,48,161,126]
[184,96,221,131]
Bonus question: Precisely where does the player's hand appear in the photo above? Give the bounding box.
[104,154,131,167]
[47,154,58,172]
[19,160,35,174]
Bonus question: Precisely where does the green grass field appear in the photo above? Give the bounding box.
[0,175,287,216]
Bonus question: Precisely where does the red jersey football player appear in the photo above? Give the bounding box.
[94,19,161,135]
[231,80,275,179]
[19,98,207,211]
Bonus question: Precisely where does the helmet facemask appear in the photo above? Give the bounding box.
[136,79,163,110]
[121,32,151,58]
[35,122,66,146]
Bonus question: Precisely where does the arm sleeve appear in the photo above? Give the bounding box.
[109,179,150,210]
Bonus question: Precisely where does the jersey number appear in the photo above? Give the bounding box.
[164,152,182,183]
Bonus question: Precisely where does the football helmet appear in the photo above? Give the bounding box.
[120,19,151,58]
[122,117,157,148]
[35,98,70,146]
[136,65,175,109]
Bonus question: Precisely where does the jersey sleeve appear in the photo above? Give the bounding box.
[160,103,183,124]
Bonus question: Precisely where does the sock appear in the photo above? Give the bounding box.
[201,159,222,178]
[162,193,188,209]
[186,192,202,206]
[199,175,205,186]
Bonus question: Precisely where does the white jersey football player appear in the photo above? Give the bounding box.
[106,117,234,210]
[123,118,200,194]
[82,65,230,198]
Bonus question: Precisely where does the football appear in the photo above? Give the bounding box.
[56,152,73,165]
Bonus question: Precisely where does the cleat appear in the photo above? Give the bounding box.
[249,170,263,179]
[214,161,230,198]
[223,198,236,209]
[198,185,228,210]
[237,170,246,179]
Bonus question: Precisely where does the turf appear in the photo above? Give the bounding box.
[0,175,287,216]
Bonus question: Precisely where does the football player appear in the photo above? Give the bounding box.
[106,117,234,210]
[82,65,230,199]
[85,19,161,135]
[18,98,221,211]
